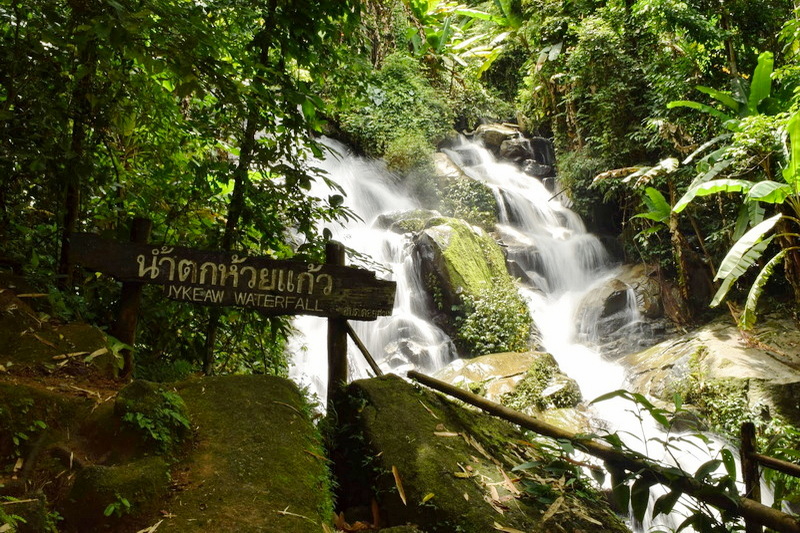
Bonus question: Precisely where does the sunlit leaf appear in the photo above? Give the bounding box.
[673,178,753,213]
[740,250,787,329]
[746,181,793,204]
[748,52,774,115]
[715,214,781,281]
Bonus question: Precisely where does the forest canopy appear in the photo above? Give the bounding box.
[2,0,800,378]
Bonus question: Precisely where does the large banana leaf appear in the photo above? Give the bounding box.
[783,111,800,189]
[715,214,781,282]
[746,180,793,203]
[667,100,734,123]
[748,52,774,115]
[673,178,753,213]
[695,86,740,113]
[740,250,787,329]
[732,201,765,241]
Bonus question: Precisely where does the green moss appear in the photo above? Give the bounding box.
[114,380,190,454]
[162,375,334,532]
[330,375,628,533]
[501,355,582,412]
[436,219,508,296]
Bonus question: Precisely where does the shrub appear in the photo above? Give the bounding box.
[454,280,532,356]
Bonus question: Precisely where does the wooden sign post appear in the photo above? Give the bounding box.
[68,232,396,397]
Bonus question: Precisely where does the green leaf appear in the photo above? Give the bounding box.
[635,187,671,223]
[783,111,800,188]
[715,214,781,281]
[694,459,722,480]
[748,52,774,115]
[721,448,737,479]
[710,275,736,307]
[611,480,630,513]
[673,178,752,213]
[746,181,792,203]
[733,201,765,241]
[667,100,734,123]
[652,489,682,518]
[695,86,739,113]
[631,476,652,522]
[740,250,787,329]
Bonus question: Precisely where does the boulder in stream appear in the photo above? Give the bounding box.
[623,312,800,430]
[329,373,628,533]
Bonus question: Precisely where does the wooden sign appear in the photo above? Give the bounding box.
[68,233,396,321]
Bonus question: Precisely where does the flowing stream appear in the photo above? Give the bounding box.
[289,136,737,531]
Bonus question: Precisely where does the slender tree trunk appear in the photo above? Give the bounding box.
[58,9,95,288]
[202,0,276,375]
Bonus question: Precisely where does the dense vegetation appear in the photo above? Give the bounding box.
[4,1,800,531]
[2,0,800,383]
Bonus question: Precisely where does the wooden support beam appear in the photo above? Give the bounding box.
[326,241,348,408]
[111,217,152,379]
[345,322,383,377]
[408,371,800,533]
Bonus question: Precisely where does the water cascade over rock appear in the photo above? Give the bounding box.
[290,135,737,531]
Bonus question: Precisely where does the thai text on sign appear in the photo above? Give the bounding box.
[68,233,396,321]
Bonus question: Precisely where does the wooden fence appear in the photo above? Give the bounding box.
[406,370,800,533]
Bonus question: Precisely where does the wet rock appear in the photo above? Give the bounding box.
[471,123,520,153]
[329,374,628,533]
[575,263,673,359]
[622,312,800,427]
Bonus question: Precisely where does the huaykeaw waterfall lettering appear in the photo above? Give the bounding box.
[67,232,395,320]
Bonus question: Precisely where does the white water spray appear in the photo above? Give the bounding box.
[289,136,745,530]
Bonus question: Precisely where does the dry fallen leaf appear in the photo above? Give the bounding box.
[135,520,163,533]
[434,431,459,437]
[392,465,407,506]
[421,492,435,504]
[493,523,526,533]
[540,495,564,523]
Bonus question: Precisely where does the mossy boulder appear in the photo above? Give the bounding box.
[0,287,116,377]
[0,382,91,466]
[434,352,589,434]
[414,217,537,356]
[159,375,332,533]
[329,374,628,533]
[63,456,171,531]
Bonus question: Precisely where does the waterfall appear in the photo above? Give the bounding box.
[289,136,741,530]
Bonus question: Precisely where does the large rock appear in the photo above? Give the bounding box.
[622,313,800,428]
[414,217,537,355]
[434,352,590,434]
[161,375,333,533]
[575,263,674,359]
[471,123,520,153]
[414,217,509,311]
[329,374,628,533]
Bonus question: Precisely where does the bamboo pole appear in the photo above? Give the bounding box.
[408,371,800,533]
[345,323,383,377]
[750,453,800,480]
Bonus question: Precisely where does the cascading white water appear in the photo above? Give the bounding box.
[288,139,456,402]
[289,136,741,530]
